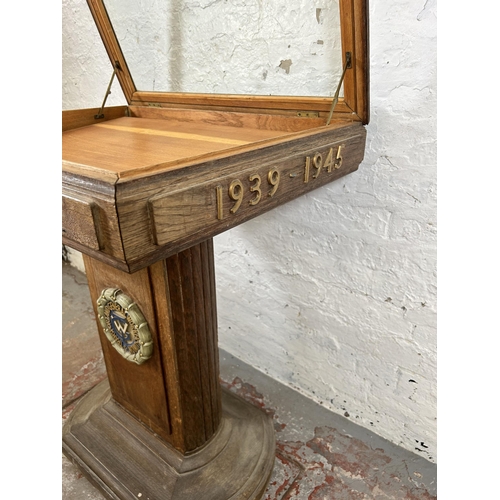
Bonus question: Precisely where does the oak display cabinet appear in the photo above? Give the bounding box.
[62,1,369,498]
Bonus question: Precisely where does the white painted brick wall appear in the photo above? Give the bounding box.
[63,0,437,462]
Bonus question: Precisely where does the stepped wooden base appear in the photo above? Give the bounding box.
[63,380,275,500]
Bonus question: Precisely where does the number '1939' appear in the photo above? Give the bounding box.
[216,168,280,219]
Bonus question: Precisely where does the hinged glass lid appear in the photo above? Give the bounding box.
[103,0,343,97]
[86,0,369,122]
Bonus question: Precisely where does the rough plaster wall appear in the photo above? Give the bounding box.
[62,0,437,463]
[62,0,126,110]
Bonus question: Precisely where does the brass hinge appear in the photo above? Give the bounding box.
[296,111,319,118]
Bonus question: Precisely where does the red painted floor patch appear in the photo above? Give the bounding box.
[223,377,437,500]
[264,451,304,500]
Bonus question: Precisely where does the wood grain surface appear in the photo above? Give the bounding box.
[63,116,287,176]
[62,171,126,264]
[62,106,128,132]
[83,255,174,443]
[82,239,221,453]
[62,195,100,251]
[128,105,327,132]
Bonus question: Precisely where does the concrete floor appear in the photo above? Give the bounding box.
[62,261,437,499]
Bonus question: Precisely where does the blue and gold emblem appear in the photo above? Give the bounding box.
[96,288,153,365]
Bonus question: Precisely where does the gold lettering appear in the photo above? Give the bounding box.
[304,156,311,183]
[268,169,280,197]
[216,185,223,219]
[324,147,334,172]
[335,145,344,169]
[229,179,244,214]
[312,153,323,179]
[249,174,262,206]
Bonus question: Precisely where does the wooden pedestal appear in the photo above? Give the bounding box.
[62,239,276,499]
[63,382,275,500]
[62,1,370,490]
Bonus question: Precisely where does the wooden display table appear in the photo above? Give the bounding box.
[62,1,369,498]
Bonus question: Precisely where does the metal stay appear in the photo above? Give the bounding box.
[94,61,122,119]
[326,52,352,126]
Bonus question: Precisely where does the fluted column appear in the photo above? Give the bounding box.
[83,238,221,453]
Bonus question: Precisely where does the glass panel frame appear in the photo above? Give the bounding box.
[85,0,369,123]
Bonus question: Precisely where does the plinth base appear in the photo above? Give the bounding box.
[63,381,275,500]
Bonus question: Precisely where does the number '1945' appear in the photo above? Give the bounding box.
[304,145,344,183]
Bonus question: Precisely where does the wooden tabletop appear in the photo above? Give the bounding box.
[62,116,294,181]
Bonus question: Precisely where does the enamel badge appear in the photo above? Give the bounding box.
[96,288,153,365]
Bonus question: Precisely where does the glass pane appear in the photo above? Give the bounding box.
[104,0,343,97]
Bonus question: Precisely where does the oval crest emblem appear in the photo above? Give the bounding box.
[96,288,153,365]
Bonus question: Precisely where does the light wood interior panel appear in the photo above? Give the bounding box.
[62,116,298,176]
